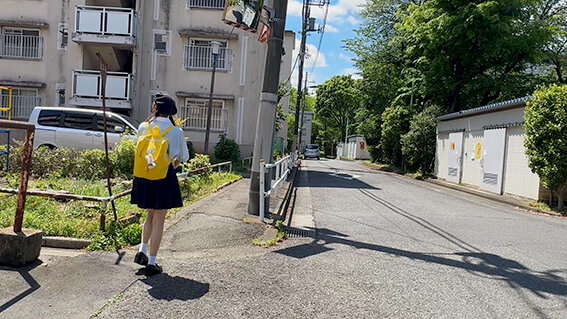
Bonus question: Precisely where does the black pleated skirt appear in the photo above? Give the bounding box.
[130,164,183,209]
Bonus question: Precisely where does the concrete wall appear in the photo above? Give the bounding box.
[435,105,544,200]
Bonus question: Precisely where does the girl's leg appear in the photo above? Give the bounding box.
[142,209,154,245]
[148,209,167,263]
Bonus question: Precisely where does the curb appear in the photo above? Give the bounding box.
[425,179,563,218]
[360,161,564,218]
[42,236,91,249]
[42,175,245,250]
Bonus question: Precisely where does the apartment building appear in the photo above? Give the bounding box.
[0,0,294,156]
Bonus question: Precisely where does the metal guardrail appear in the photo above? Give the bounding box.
[259,151,298,221]
[0,34,43,59]
[0,161,234,231]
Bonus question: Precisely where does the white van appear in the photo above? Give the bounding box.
[29,106,139,150]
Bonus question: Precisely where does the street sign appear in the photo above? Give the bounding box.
[222,0,264,33]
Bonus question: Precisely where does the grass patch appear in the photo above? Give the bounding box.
[527,201,566,216]
[0,172,240,250]
[252,221,287,247]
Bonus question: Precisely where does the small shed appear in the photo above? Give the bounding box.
[434,97,549,201]
[337,135,371,160]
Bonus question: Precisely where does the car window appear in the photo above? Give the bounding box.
[95,115,129,133]
[63,112,94,130]
[306,145,318,150]
[37,110,63,127]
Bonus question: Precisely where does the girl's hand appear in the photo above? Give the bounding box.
[173,158,180,168]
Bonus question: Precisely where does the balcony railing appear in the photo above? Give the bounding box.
[183,45,231,71]
[187,0,226,9]
[0,95,41,119]
[0,34,43,59]
[72,69,131,100]
[75,6,136,37]
[179,106,227,131]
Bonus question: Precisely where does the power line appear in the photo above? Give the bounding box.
[310,1,329,74]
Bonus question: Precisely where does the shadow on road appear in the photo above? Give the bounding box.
[141,273,210,301]
[274,228,567,297]
[296,170,379,190]
[0,260,42,314]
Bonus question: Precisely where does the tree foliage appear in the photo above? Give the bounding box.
[524,84,567,210]
[401,104,442,172]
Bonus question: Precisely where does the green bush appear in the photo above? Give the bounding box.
[76,149,110,180]
[185,139,196,160]
[112,138,135,178]
[401,105,441,172]
[7,141,82,178]
[380,103,414,166]
[214,134,240,163]
[525,84,567,210]
[185,154,212,176]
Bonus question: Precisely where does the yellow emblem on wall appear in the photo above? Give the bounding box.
[475,142,482,159]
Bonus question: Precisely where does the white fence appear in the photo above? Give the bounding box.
[0,34,43,59]
[179,106,227,130]
[73,69,131,100]
[259,151,299,221]
[187,0,225,9]
[75,6,136,36]
[183,45,231,70]
[0,95,41,119]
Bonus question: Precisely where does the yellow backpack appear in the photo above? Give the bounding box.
[133,122,175,180]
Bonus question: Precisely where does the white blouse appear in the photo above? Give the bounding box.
[137,117,190,163]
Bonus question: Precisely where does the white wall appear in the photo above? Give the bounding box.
[436,105,543,200]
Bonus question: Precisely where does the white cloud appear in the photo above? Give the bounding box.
[287,0,367,26]
[338,53,352,62]
[324,24,339,33]
[341,67,362,79]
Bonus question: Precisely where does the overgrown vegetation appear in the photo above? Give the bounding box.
[214,134,241,164]
[0,143,241,250]
[252,220,287,247]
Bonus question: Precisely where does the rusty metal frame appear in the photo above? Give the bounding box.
[0,120,35,233]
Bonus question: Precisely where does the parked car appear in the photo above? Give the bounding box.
[303,144,320,160]
[29,106,139,150]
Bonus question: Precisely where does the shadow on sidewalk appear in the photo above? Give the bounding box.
[139,273,210,301]
[0,260,42,314]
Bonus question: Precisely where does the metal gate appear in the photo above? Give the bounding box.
[447,132,464,183]
[480,128,507,194]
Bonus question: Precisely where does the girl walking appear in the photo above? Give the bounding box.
[131,93,189,276]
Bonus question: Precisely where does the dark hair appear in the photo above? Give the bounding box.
[144,103,177,126]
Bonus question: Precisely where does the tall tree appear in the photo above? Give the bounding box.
[397,0,555,112]
[315,75,362,142]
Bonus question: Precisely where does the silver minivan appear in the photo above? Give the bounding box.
[29,106,139,150]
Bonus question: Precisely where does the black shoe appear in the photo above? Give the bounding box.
[134,252,148,266]
[146,263,163,276]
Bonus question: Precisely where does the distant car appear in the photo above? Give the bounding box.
[29,106,139,150]
[303,144,320,160]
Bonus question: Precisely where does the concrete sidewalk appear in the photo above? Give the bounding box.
[0,177,275,319]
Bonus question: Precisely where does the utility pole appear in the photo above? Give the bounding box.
[292,0,310,152]
[248,0,288,216]
[297,72,308,150]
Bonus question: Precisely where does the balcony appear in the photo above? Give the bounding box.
[179,106,227,131]
[0,34,43,59]
[0,95,41,119]
[183,45,231,71]
[72,6,136,46]
[70,70,132,109]
[187,0,226,9]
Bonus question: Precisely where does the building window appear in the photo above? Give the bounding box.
[187,0,226,9]
[57,23,69,50]
[0,28,43,59]
[184,39,230,70]
[0,88,41,119]
[180,98,227,130]
[153,30,171,56]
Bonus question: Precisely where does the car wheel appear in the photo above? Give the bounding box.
[317,156,320,160]
[38,144,56,150]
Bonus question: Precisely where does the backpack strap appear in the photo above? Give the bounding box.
[145,122,151,133]
[159,125,175,137]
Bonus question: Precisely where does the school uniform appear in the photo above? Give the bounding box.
[130,117,190,209]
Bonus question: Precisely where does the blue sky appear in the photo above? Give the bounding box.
[284,0,366,89]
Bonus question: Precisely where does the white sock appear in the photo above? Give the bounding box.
[139,243,148,255]
[148,255,156,265]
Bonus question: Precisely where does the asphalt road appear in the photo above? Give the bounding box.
[97,159,567,318]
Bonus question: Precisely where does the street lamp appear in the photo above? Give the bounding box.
[203,41,221,155]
